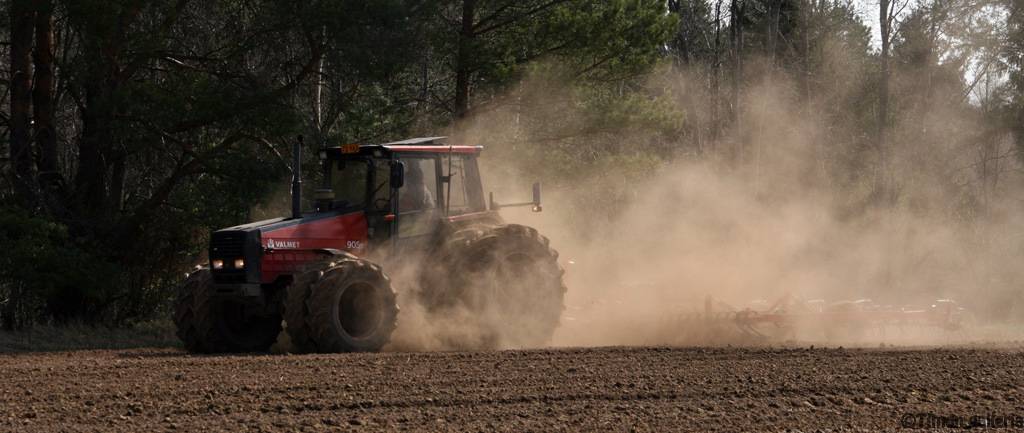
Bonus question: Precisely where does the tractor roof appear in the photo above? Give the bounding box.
[382,136,448,146]
[379,136,481,154]
[326,136,482,156]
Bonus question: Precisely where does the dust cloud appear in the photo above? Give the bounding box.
[392,63,1024,350]
[507,162,1024,348]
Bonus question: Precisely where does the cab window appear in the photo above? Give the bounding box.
[444,156,468,213]
[331,159,369,207]
[398,157,438,212]
[442,155,485,213]
[369,160,392,212]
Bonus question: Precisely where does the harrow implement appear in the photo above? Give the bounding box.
[672,294,969,344]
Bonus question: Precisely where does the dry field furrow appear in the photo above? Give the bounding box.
[1,347,1023,432]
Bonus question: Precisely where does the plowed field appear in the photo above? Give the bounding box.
[2,346,1023,431]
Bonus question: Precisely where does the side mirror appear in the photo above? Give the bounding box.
[390,161,405,188]
[531,182,542,212]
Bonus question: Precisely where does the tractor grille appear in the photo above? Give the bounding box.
[210,231,246,259]
[214,272,247,284]
[210,231,250,284]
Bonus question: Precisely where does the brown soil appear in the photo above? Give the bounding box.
[2,346,1023,432]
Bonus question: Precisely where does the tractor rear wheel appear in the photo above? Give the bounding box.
[421,224,566,349]
[173,268,282,353]
[304,258,399,352]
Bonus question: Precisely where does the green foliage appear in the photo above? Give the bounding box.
[541,0,678,80]
[0,207,119,329]
[415,0,676,120]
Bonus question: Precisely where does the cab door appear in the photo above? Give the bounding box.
[440,154,487,215]
[393,155,443,252]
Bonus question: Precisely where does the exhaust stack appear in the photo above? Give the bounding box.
[292,135,303,219]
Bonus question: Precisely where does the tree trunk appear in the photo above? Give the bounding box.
[730,0,744,160]
[9,0,36,208]
[33,0,60,194]
[766,0,779,64]
[668,0,691,64]
[108,153,125,215]
[878,0,891,191]
[799,0,811,106]
[711,0,722,151]
[73,82,114,219]
[313,26,326,143]
[454,0,476,119]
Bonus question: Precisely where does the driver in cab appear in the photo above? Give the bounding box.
[399,162,435,211]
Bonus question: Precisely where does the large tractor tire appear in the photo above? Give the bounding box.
[421,224,566,349]
[284,253,357,353]
[291,257,399,352]
[173,268,282,353]
[173,269,208,352]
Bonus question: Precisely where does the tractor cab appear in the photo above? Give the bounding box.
[313,136,493,254]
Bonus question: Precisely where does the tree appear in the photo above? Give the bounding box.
[1007,0,1024,157]
[730,0,745,136]
[668,0,717,65]
[426,0,675,120]
[878,0,909,194]
[8,0,34,208]
[33,0,58,204]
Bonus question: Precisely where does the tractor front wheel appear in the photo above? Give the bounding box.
[173,269,282,353]
[284,254,359,353]
[299,258,398,352]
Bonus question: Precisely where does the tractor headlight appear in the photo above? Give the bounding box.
[212,259,224,269]
[233,259,245,269]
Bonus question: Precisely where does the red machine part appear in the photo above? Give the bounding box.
[259,212,369,283]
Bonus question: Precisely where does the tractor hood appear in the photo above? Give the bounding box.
[209,210,369,287]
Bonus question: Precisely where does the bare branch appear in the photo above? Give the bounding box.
[960,59,995,103]
[121,0,191,80]
[888,0,910,26]
[245,135,292,172]
[473,2,519,31]
[130,132,246,218]
[473,0,573,36]
[168,41,326,133]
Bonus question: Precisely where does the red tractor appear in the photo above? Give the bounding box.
[174,137,566,353]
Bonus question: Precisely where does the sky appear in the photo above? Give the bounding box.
[850,0,1002,103]
[852,0,921,50]
[853,0,883,48]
